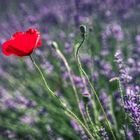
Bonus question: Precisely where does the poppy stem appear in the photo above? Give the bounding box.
[29,54,94,140]
[29,55,56,98]
[51,43,89,128]
[75,30,116,140]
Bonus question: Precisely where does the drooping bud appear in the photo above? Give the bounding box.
[80,25,86,34]
[51,41,58,50]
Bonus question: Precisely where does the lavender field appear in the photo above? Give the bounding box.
[0,0,140,140]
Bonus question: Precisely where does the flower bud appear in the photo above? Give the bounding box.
[82,92,90,104]
[51,41,58,50]
[80,25,86,34]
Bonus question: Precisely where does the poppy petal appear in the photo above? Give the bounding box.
[2,28,41,57]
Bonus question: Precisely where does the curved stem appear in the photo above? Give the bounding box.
[75,37,116,140]
[65,108,95,140]
[29,54,94,139]
[53,48,88,127]
[76,38,99,124]
[75,37,85,58]
[29,55,55,97]
[85,104,94,132]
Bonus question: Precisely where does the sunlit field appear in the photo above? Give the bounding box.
[0,1,140,140]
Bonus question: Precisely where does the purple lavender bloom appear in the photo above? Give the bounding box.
[2,130,16,139]
[64,42,72,54]
[99,91,113,123]
[38,107,47,116]
[124,87,140,134]
[113,91,121,111]
[73,75,85,89]
[101,23,124,41]
[61,71,69,81]
[70,119,81,132]
[20,115,33,125]
[79,101,86,115]
[20,111,37,126]
[60,65,69,80]
[100,61,113,78]
[110,23,124,41]
[126,129,134,140]
[99,127,109,140]
[135,34,140,46]
[91,71,99,82]
[115,49,140,134]
[41,61,54,74]
[70,119,89,140]
[114,50,132,85]
[4,98,17,110]
[46,125,55,139]
[80,54,91,68]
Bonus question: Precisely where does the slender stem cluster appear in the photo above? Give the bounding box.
[51,43,88,128]
[75,26,116,140]
[29,55,94,140]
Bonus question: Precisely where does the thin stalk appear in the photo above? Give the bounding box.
[109,95,120,139]
[29,55,55,97]
[85,104,100,139]
[65,109,95,140]
[75,37,116,140]
[117,79,128,139]
[29,54,94,139]
[85,104,95,132]
[76,38,99,124]
[110,77,127,139]
[53,47,88,127]
[118,79,124,106]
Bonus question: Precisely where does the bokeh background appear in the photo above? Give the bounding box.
[0,0,140,139]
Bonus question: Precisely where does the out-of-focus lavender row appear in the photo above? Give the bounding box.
[0,0,140,140]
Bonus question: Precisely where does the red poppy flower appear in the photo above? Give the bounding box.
[2,28,41,57]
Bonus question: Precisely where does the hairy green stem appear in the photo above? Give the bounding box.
[53,47,88,127]
[75,36,116,140]
[85,104,95,132]
[65,109,95,140]
[29,55,94,139]
[117,78,128,139]
[75,38,99,124]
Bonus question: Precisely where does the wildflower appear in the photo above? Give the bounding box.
[71,119,89,140]
[126,129,134,140]
[99,91,113,123]
[114,50,132,85]
[124,87,140,134]
[111,23,124,41]
[2,28,41,57]
[99,127,109,140]
[135,34,140,46]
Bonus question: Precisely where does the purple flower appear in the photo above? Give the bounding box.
[113,91,121,111]
[70,119,89,140]
[135,35,140,46]
[124,87,140,134]
[41,61,54,74]
[79,101,86,115]
[126,129,134,140]
[73,75,85,89]
[2,130,16,139]
[64,42,72,54]
[99,127,109,140]
[99,91,113,123]
[111,23,124,41]
[20,111,37,126]
[114,50,132,85]
[4,98,17,110]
